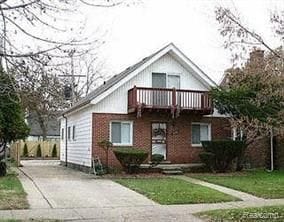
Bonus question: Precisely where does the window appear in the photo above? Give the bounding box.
[72,125,76,140]
[67,126,71,140]
[61,128,64,140]
[191,123,211,146]
[110,121,133,146]
[232,127,244,141]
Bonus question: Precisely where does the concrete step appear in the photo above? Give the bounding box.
[162,170,183,175]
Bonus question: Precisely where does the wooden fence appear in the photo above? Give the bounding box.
[10,141,60,161]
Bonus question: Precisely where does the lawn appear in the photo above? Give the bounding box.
[115,177,239,204]
[0,171,29,209]
[189,169,284,199]
[196,205,284,222]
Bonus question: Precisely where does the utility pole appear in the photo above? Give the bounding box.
[58,49,86,106]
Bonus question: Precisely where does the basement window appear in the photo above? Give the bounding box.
[110,121,133,146]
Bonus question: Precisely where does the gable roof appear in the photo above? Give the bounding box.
[62,42,217,115]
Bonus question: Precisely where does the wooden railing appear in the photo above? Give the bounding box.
[128,86,213,113]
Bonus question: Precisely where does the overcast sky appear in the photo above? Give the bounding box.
[79,0,283,84]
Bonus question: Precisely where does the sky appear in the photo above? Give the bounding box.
[78,0,283,84]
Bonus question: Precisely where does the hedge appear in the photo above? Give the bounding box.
[113,148,148,173]
[200,140,246,173]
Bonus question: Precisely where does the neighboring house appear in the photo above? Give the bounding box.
[26,112,60,142]
[59,43,231,171]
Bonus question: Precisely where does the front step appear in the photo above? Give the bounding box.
[162,170,183,175]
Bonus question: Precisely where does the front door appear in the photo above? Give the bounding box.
[151,123,167,160]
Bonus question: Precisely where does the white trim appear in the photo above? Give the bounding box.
[191,122,211,147]
[91,43,216,106]
[109,120,133,146]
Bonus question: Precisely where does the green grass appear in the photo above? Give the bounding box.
[189,170,284,199]
[0,172,29,209]
[196,205,284,222]
[115,177,239,204]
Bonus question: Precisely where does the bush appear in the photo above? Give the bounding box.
[200,140,246,173]
[199,152,215,171]
[51,144,57,157]
[36,144,42,158]
[151,154,164,166]
[113,148,148,173]
[23,143,28,157]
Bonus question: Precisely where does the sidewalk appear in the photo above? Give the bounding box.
[173,175,264,201]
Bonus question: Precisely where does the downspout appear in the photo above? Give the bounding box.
[62,114,68,167]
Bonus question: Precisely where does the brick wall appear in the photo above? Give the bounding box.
[92,112,231,168]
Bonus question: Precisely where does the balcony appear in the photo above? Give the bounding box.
[128,86,213,118]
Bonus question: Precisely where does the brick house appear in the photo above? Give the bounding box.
[59,43,232,170]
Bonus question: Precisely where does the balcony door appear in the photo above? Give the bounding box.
[152,73,167,106]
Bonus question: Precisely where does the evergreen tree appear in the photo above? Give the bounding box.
[0,67,29,176]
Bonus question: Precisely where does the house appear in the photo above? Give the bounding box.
[59,43,232,171]
[26,112,60,142]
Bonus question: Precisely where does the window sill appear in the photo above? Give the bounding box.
[112,143,133,147]
[191,144,203,148]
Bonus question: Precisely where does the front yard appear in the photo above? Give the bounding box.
[0,171,29,209]
[115,177,239,204]
[189,169,284,199]
[196,205,284,222]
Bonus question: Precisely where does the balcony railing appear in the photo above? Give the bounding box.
[128,86,213,117]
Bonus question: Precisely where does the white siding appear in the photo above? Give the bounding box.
[60,105,93,167]
[93,53,208,114]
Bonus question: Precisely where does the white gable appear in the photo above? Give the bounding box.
[93,53,209,114]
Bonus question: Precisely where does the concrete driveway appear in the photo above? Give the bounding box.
[19,160,156,209]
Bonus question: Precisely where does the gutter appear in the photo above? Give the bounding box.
[62,114,68,167]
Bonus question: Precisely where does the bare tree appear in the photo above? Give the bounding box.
[215,7,284,62]
[16,59,69,140]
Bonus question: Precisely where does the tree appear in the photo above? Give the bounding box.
[23,143,29,157]
[212,48,284,142]
[214,6,284,170]
[36,144,42,158]
[17,61,69,140]
[51,144,57,158]
[0,67,29,176]
[215,7,283,62]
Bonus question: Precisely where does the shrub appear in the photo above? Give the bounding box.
[113,148,148,173]
[199,152,215,171]
[23,143,28,157]
[200,140,246,173]
[51,144,57,157]
[151,154,164,166]
[36,144,42,158]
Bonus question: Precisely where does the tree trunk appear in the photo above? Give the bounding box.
[37,112,48,141]
[0,162,7,177]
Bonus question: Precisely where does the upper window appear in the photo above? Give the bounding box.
[110,121,133,146]
[67,126,71,140]
[191,123,211,146]
[72,125,76,140]
[152,73,180,89]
